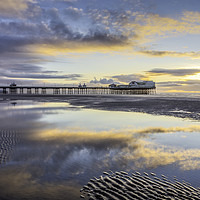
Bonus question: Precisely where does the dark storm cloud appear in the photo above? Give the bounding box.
[112,74,146,83]
[146,68,200,76]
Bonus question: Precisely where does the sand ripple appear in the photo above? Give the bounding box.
[80,171,200,200]
[0,130,20,165]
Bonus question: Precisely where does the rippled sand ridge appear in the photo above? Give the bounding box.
[81,171,200,200]
[0,130,20,165]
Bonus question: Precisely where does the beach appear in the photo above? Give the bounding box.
[0,94,200,199]
[1,94,200,120]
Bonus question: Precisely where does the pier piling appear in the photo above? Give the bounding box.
[0,86,156,96]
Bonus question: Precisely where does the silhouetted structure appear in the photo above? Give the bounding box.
[0,82,156,95]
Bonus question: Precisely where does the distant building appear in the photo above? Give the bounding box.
[129,81,155,88]
[129,81,138,86]
[78,83,87,88]
[10,82,17,87]
[83,83,86,88]
[109,83,117,88]
[109,81,155,89]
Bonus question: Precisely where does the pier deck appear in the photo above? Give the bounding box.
[0,86,156,95]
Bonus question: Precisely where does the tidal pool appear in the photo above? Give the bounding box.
[0,99,200,200]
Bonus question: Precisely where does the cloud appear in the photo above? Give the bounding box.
[89,74,147,85]
[1,99,200,195]
[0,169,81,200]
[157,80,200,92]
[52,0,77,2]
[0,64,43,73]
[90,77,115,84]
[158,80,200,87]
[146,68,200,76]
[136,125,200,134]
[127,140,200,170]
[63,6,83,20]
[112,74,146,83]
[0,7,131,56]
[0,62,81,82]
[0,72,81,80]
[2,3,200,55]
[32,125,200,149]
[0,0,35,17]
[33,126,200,171]
[133,12,200,40]
[157,82,183,88]
[0,36,37,54]
[165,80,200,84]
[181,11,200,23]
[33,128,134,147]
[179,160,200,171]
[138,50,200,58]
[2,1,200,86]
[2,3,200,57]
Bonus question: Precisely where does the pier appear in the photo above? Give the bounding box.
[0,85,156,95]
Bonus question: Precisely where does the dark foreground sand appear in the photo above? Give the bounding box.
[1,94,200,120]
[80,171,200,200]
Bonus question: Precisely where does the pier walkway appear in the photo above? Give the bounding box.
[0,86,156,95]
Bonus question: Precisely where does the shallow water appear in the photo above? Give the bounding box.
[0,99,200,200]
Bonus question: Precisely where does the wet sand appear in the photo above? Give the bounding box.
[1,94,200,120]
[0,130,20,165]
[0,95,200,199]
[81,171,200,200]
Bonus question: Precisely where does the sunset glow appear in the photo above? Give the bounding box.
[1,0,200,92]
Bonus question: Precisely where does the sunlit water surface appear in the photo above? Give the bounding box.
[0,100,200,200]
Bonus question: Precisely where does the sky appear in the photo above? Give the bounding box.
[1,0,200,93]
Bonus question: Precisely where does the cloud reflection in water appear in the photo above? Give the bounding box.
[31,127,200,172]
[0,100,200,199]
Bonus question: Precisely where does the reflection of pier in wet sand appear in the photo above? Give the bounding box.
[0,86,156,95]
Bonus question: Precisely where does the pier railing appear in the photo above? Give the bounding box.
[0,86,156,95]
